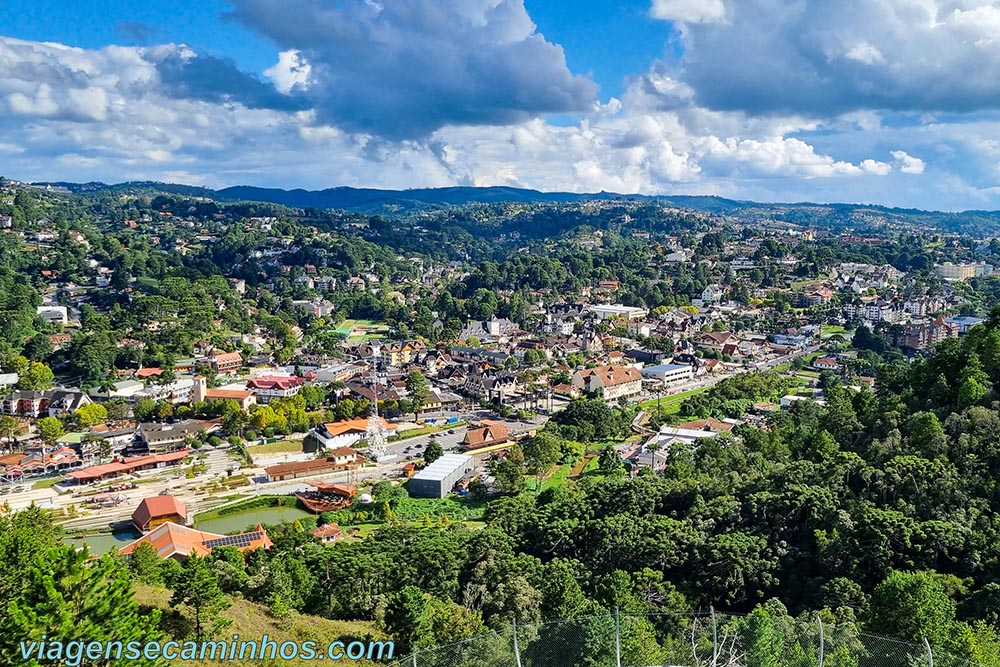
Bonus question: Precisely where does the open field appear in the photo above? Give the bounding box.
[247,439,303,456]
[134,585,387,667]
[332,318,391,342]
[637,386,709,414]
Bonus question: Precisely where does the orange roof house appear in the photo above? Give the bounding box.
[118,523,272,560]
[131,494,188,532]
[675,418,734,433]
[311,417,397,450]
[202,388,256,410]
[311,523,344,544]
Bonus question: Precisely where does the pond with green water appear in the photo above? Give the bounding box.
[63,531,139,555]
[195,506,312,534]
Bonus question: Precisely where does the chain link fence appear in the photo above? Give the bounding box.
[387,610,980,667]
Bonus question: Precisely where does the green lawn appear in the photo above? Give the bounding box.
[32,476,66,490]
[773,352,823,373]
[247,439,303,456]
[525,463,571,493]
[790,273,829,289]
[637,386,709,413]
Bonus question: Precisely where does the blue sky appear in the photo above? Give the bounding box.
[0,0,673,98]
[1,0,1000,210]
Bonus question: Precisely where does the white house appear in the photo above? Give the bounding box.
[701,285,725,304]
[586,304,649,321]
[36,306,68,325]
[572,365,643,401]
[311,418,397,450]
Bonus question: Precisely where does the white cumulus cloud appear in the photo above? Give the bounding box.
[892,150,926,174]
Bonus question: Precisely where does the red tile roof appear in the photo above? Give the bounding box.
[118,522,272,558]
[66,450,188,481]
[463,421,510,448]
[311,523,343,541]
[132,494,187,531]
[247,375,305,390]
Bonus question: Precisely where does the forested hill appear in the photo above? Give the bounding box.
[32,180,738,212]
[25,178,1000,232]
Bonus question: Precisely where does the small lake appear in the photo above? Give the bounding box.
[195,506,312,535]
[63,531,139,555]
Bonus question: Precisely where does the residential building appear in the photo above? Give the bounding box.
[899,317,959,350]
[843,299,902,323]
[381,340,427,366]
[458,317,520,342]
[209,351,243,374]
[1,388,91,418]
[933,262,993,281]
[136,422,202,452]
[202,388,256,410]
[944,316,985,335]
[311,523,344,544]
[698,331,737,352]
[572,365,643,401]
[246,375,306,403]
[586,304,649,321]
[812,357,841,372]
[36,306,68,325]
[701,284,725,304]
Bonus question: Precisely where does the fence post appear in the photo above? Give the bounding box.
[923,637,934,667]
[816,615,824,667]
[512,617,523,667]
[615,608,623,667]
[711,606,719,667]
[412,649,418,667]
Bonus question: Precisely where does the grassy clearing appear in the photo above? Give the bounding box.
[540,464,571,492]
[525,464,571,493]
[133,585,387,667]
[391,494,487,522]
[637,386,709,413]
[248,439,303,456]
[32,476,66,490]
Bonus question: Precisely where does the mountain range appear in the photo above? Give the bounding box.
[27,179,1000,233]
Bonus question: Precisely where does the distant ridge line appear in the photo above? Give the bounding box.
[19,177,1000,218]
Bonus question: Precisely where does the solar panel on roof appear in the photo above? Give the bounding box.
[202,531,262,549]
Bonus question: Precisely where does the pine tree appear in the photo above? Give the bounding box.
[1,546,164,666]
[168,554,230,640]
